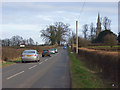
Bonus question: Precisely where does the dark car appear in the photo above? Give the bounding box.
[42,49,51,57]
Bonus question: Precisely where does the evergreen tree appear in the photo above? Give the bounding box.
[95,30,117,43]
[118,32,120,43]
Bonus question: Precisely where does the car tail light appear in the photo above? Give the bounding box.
[48,51,50,53]
[34,54,37,56]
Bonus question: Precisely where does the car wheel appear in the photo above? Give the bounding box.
[22,61,26,63]
[37,60,39,62]
[42,55,44,57]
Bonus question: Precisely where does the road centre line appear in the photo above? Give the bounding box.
[6,71,24,80]
[44,59,48,61]
[39,62,43,64]
[28,65,37,69]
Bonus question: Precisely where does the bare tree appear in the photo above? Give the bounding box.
[10,35,23,46]
[41,22,70,45]
[103,17,111,30]
[89,23,96,41]
[41,25,56,45]
[28,38,34,46]
[1,36,35,46]
[78,37,90,47]
[54,22,70,45]
[82,24,88,40]
[2,39,10,46]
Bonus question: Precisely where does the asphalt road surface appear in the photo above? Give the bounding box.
[2,48,71,88]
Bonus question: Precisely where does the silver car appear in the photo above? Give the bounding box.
[21,50,40,63]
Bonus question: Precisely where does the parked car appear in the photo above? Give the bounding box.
[49,48,55,54]
[42,49,51,57]
[21,50,40,63]
[53,48,58,53]
[63,46,67,49]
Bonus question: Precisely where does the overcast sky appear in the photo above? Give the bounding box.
[2,2,118,44]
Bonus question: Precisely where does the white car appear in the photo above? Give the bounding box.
[54,48,58,53]
[49,49,55,54]
[21,50,40,63]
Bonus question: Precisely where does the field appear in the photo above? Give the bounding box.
[86,45,120,52]
[1,45,57,62]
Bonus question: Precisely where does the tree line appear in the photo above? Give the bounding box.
[1,36,35,46]
[1,16,119,47]
[82,16,111,41]
[68,16,119,47]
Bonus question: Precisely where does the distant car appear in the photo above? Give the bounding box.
[49,49,55,54]
[63,46,67,49]
[42,49,51,57]
[21,50,40,63]
[53,48,58,53]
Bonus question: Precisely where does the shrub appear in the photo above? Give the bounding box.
[103,34,118,47]
[77,48,118,83]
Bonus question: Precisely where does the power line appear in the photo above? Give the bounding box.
[77,0,86,20]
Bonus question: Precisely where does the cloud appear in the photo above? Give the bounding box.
[2,24,43,32]
[2,24,45,44]
[1,2,118,44]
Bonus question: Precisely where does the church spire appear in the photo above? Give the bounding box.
[96,13,101,37]
[98,13,100,24]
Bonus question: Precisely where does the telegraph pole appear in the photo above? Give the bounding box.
[76,21,78,54]
[72,31,74,50]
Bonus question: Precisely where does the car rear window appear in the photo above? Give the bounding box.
[43,50,48,52]
[24,51,35,53]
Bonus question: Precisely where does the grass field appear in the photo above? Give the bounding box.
[2,57,21,67]
[2,45,57,62]
[68,48,105,88]
[85,45,120,52]
[1,45,58,67]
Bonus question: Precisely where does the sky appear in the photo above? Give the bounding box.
[1,2,118,44]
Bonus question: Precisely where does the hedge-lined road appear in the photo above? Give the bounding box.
[2,48,71,88]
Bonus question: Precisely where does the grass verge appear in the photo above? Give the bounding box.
[68,48,105,88]
[2,57,21,67]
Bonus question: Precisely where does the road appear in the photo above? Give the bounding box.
[2,48,71,88]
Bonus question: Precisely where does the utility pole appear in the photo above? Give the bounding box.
[72,31,74,50]
[76,21,78,54]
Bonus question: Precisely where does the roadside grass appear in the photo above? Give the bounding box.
[2,57,21,67]
[68,48,105,88]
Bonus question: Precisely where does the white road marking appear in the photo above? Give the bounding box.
[39,62,43,64]
[45,59,48,61]
[6,71,24,80]
[28,65,37,69]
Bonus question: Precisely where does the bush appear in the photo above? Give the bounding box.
[78,37,90,47]
[77,48,118,83]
